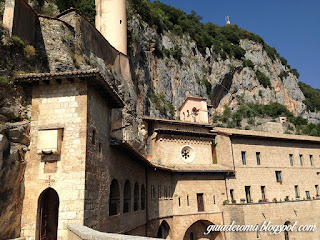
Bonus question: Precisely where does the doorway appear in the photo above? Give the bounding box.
[37,188,59,240]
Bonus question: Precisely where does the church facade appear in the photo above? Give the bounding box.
[4,0,320,239]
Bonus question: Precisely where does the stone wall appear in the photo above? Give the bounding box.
[85,85,147,234]
[226,135,320,203]
[68,224,158,240]
[223,200,320,240]
[21,80,88,240]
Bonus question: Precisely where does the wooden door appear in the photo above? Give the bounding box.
[38,188,59,240]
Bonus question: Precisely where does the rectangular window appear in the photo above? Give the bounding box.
[92,130,96,145]
[261,186,266,200]
[299,154,303,166]
[151,185,155,199]
[310,155,313,166]
[306,191,310,199]
[197,193,204,212]
[256,152,261,165]
[164,186,168,198]
[230,189,234,202]
[275,171,282,182]
[178,197,181,207]
[316,185,319,196]
[245,186,251,203]
[187,195,189,206]
[289,154,293,166]
[295,185,299,198]
[241,151,246,165]
[158,185,161,198]
[169,186,172,198]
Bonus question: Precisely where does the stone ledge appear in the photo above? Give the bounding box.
[68,224,159,240]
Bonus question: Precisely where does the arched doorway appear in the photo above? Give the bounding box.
[37,188,59,240]
[157,220,171,239]
[183,220,223,240]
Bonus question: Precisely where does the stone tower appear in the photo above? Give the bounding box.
[95,0,127,55]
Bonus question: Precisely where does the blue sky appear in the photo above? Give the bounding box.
[151,0,320,89]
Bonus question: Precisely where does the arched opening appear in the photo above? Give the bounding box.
[183,220,223,240]
[157,220,171,239]
[134,182,139,211]
[36,188,59,240]
[123,180,131,213]
[141,184,146,210]
[284,221,291,240]
[109,179,120,216]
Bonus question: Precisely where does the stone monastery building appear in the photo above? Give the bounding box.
[3,0,320,239]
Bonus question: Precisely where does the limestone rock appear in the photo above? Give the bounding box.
[5,121,30,146]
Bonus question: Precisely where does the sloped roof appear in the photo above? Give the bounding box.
[14,69,124,108]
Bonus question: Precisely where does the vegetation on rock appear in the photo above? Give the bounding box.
[298,82,320,112]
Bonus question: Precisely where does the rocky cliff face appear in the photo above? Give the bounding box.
[0,84,30,239]
[127,8,307,121]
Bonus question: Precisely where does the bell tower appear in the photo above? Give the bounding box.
[95,0,127,55]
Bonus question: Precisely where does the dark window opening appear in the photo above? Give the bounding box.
[241,151,246,165]
[299,154,303,166]
[261,186,266,200]
[256,152,261,165]
[230,189,234,202]
[123,180,131,213]
[245,186,251,203]
[134,182,139,211]
[109,179,120,216]
[289,154,293,166]
[197,193,204,212]
[275,171,282,182]
[295,185,299,198]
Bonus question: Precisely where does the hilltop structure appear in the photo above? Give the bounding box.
[3,0,320,240]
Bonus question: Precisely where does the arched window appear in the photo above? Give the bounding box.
[109,179,120,216]
[134,182,139,211]
[123,180,131,213]
[141,184,146,210]
[284,221,291,240]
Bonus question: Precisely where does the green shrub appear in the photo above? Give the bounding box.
[0,76,8,85]
[290,68,300,79]
[171,45,182,61]
[24,45,36,59]
[11,35,25,48]
[255,70,271,88]
[150,92,176,117]
[243,59,254,70]
[278,70,289,81]
[298,81,320,112]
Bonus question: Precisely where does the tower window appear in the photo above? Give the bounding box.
[120,20,122,24]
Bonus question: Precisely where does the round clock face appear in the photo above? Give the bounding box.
[180,145,195,163]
